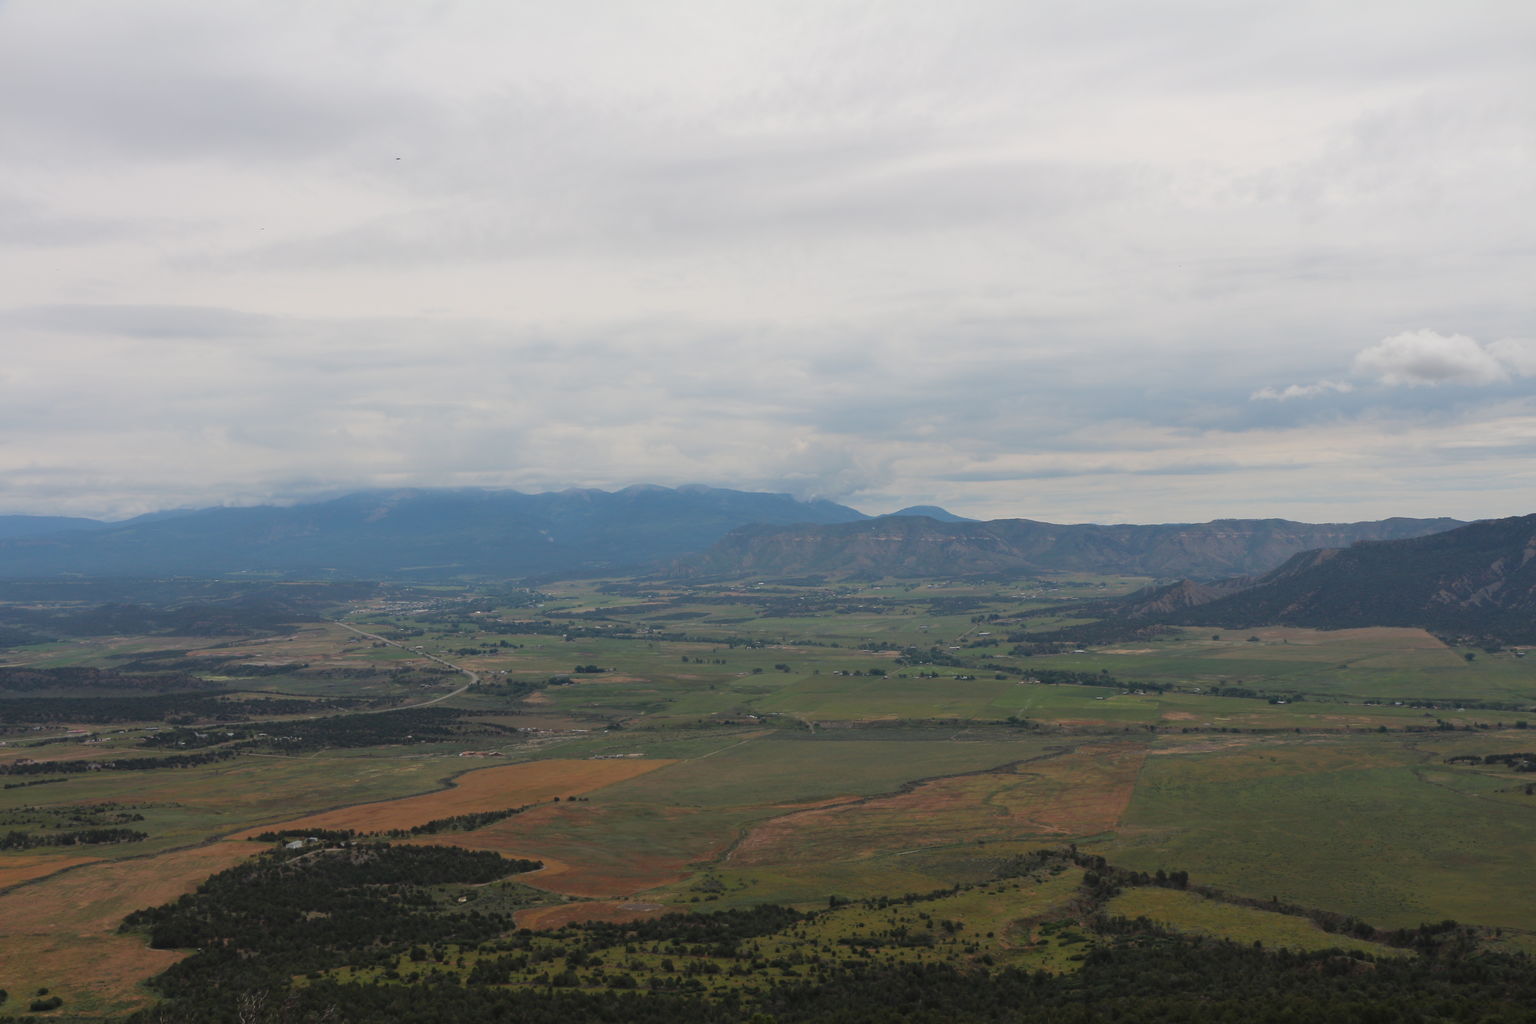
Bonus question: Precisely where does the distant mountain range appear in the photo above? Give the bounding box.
[0,487,1491,611]
[1107,513,1536,642]
[679,515,1465,580]
[0,486,865,579]
[882,505,976,523]
[0,515,108,540]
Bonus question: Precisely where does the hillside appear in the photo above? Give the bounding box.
[880,505,976,522]
[0,486,865,579]
[0,515,107,540]
[680,515,1464,580]
[1131,513,1536,642]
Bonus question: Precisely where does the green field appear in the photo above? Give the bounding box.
[2,574,1535,1017]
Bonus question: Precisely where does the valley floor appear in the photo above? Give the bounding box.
[1,575,1533,1019]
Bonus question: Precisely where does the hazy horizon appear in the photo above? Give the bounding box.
[0,481,1487,529]
[2,2,1531,523]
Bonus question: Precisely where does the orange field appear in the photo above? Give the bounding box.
[237,757,673,837]
[0,852,101,891]
[0,839,259,1016]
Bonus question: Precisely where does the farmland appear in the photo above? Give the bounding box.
[1,573,1534,1019]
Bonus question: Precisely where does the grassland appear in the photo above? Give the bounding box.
[1104,886,1398,955]
[0,840,259,1016]
[235,757,673,838]
[2,573,1535,1016]
[1106,730,1536,931]
[329,867,1097,997]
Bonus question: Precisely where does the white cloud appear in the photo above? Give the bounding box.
[1250,379,1354,401]
[1488,338,1536,377]
[1353,329,1532,387]
[1253,330,1534,403]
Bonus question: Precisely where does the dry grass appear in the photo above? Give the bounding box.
[1106,886,1395,955]
[1250,625,1447,649]
[514,899,673,930]
[0,853,103,891]
[0,839,258,1016]
[415,801,719,898]
[1,742,136,765]
[235,758,673,837]
[730,741,1149,867]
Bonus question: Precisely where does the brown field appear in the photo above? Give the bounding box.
[0,634,234,669]
[0,853,101,891]
[0,839,258,1016]
[237,758,673,837]
[1248,625,1448,649]
[514,899,673,930]
[1147,736,1257,757]
[730,741,1149,866]
[413,800,722,897]
[473,713,596,730]
[1144,733,1395,779]
[1,742,142,765]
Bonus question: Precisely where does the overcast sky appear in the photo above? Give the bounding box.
[2,1,1532,523]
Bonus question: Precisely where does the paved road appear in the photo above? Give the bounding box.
[330,620,477,712]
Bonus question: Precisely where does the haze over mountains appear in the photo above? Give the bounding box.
[0,486,864,579]
[0,515,109,541]
[682,515,1466,580]
[0,485,1472,583]
[1108,513,1536,643]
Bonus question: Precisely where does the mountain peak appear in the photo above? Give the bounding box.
[883,505,975,522]
[0,486,867,579]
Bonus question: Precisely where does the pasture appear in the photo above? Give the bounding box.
[1107,731,1536,931]
[235,756,672,837]
[1104,886,1398,955]
[3,573,1536,1014]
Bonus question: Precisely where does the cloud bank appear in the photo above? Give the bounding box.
[0,1,1532,523]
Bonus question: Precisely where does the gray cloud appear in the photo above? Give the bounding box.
[0,304,277,339]
[1252,380,1355,401]
[0,1,1532,523]
[0,5,434,163]
[0,194,153,247]
[1256,330,1536,402]
[1354,330,1513,386]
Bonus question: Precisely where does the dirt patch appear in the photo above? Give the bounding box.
[232,757,674,838]
[515,900,673,930]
